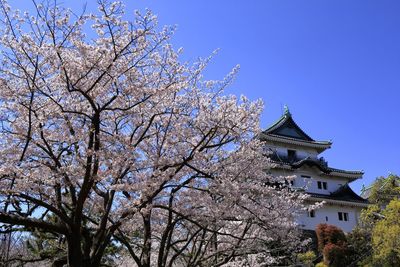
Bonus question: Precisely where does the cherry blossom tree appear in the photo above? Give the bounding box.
[0,1,310,266]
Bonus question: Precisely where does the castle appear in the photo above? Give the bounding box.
[260,108,369,232]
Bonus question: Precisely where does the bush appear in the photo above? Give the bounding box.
[316,224,346,252]
[315,224,351,266]
[297,250,316,266]
[323,243,349,267]
[315,262,328,267]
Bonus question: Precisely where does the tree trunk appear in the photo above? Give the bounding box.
[51,256,67,267]
[67,235,85,267]
[67,232,109,267]
[142,210,152,267]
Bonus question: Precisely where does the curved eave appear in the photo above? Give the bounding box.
[264,114,291,134]
[331,184,368,202]
[269,162,293,170]
[322,171,363,181]
[307,196,370,208]
[270,161,363,181]
[260,133,332,153]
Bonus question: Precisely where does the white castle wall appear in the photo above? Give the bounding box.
[266,145,365,233]
[269,168,350,195]
[298,204,363,233]
[267,143,319,160]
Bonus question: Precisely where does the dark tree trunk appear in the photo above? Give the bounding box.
[66,231,110,267]
[51,256,68,267]
[142,211,152,267]
[67,234,85,267]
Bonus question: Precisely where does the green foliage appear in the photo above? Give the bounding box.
[359,204,382,231]
[371,199,400,266]
[297,250,315,266]
[315,262,328,267]
[368,174,400,207]
[345,204,380,266]
[25,214,123,266]
[348,174,400,266]
[26,229,66,261]
[346,226,373,266]
[25,214,66,262]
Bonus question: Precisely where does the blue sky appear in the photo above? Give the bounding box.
[9,0,400,193]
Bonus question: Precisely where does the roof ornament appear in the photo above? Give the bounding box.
[319,157,328,167]
[283,105,291,117]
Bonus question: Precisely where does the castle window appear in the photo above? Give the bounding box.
[288,149,296,162]
[317,181,327,190]
[338,212,349,221]
[307,210,315,218]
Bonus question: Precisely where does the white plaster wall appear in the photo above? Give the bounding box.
[269,166,350,195]
[268,167,363,233]
[266,144,319,160]
[298,204,363,233]
[264,142,364,233]
[293,173,349,194]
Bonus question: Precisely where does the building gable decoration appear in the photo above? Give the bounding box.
[263,107,315,141]
[260,107,332,153]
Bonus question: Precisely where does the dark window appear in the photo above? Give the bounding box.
[308,210,315,218]
[338,212,349,221]
[317,181,327,190]
[301,175,311,179]
[288,150,296,162]
[325,216,328,221]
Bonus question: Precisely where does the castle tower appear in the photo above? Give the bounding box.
[260,108,368,232]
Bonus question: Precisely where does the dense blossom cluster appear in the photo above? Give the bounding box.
[0,1,310,266]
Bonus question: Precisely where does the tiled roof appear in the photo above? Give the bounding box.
[261,108,332,147]
[269,155,364,179]
[309,184,368,204]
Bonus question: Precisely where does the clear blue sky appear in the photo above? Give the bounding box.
[9,0,400,193]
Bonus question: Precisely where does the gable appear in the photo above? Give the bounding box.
[274,124,309,139]
[268,116,314,141]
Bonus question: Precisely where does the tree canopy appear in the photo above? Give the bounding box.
[0,1,310,266]
[367,174,400,207]
[347,174,400,266]
[371,199,400,266]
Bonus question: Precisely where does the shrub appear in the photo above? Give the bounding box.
[316,224,346,252]
[297,250,316,266]
[323,243,349,267]
[315,262,328,267]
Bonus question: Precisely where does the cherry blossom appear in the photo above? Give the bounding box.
[0,1,312,266]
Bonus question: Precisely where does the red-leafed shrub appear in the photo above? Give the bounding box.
[316,224,346,252]
[316,224,350,266]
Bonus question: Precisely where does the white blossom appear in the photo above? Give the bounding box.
[0,1,310,266]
